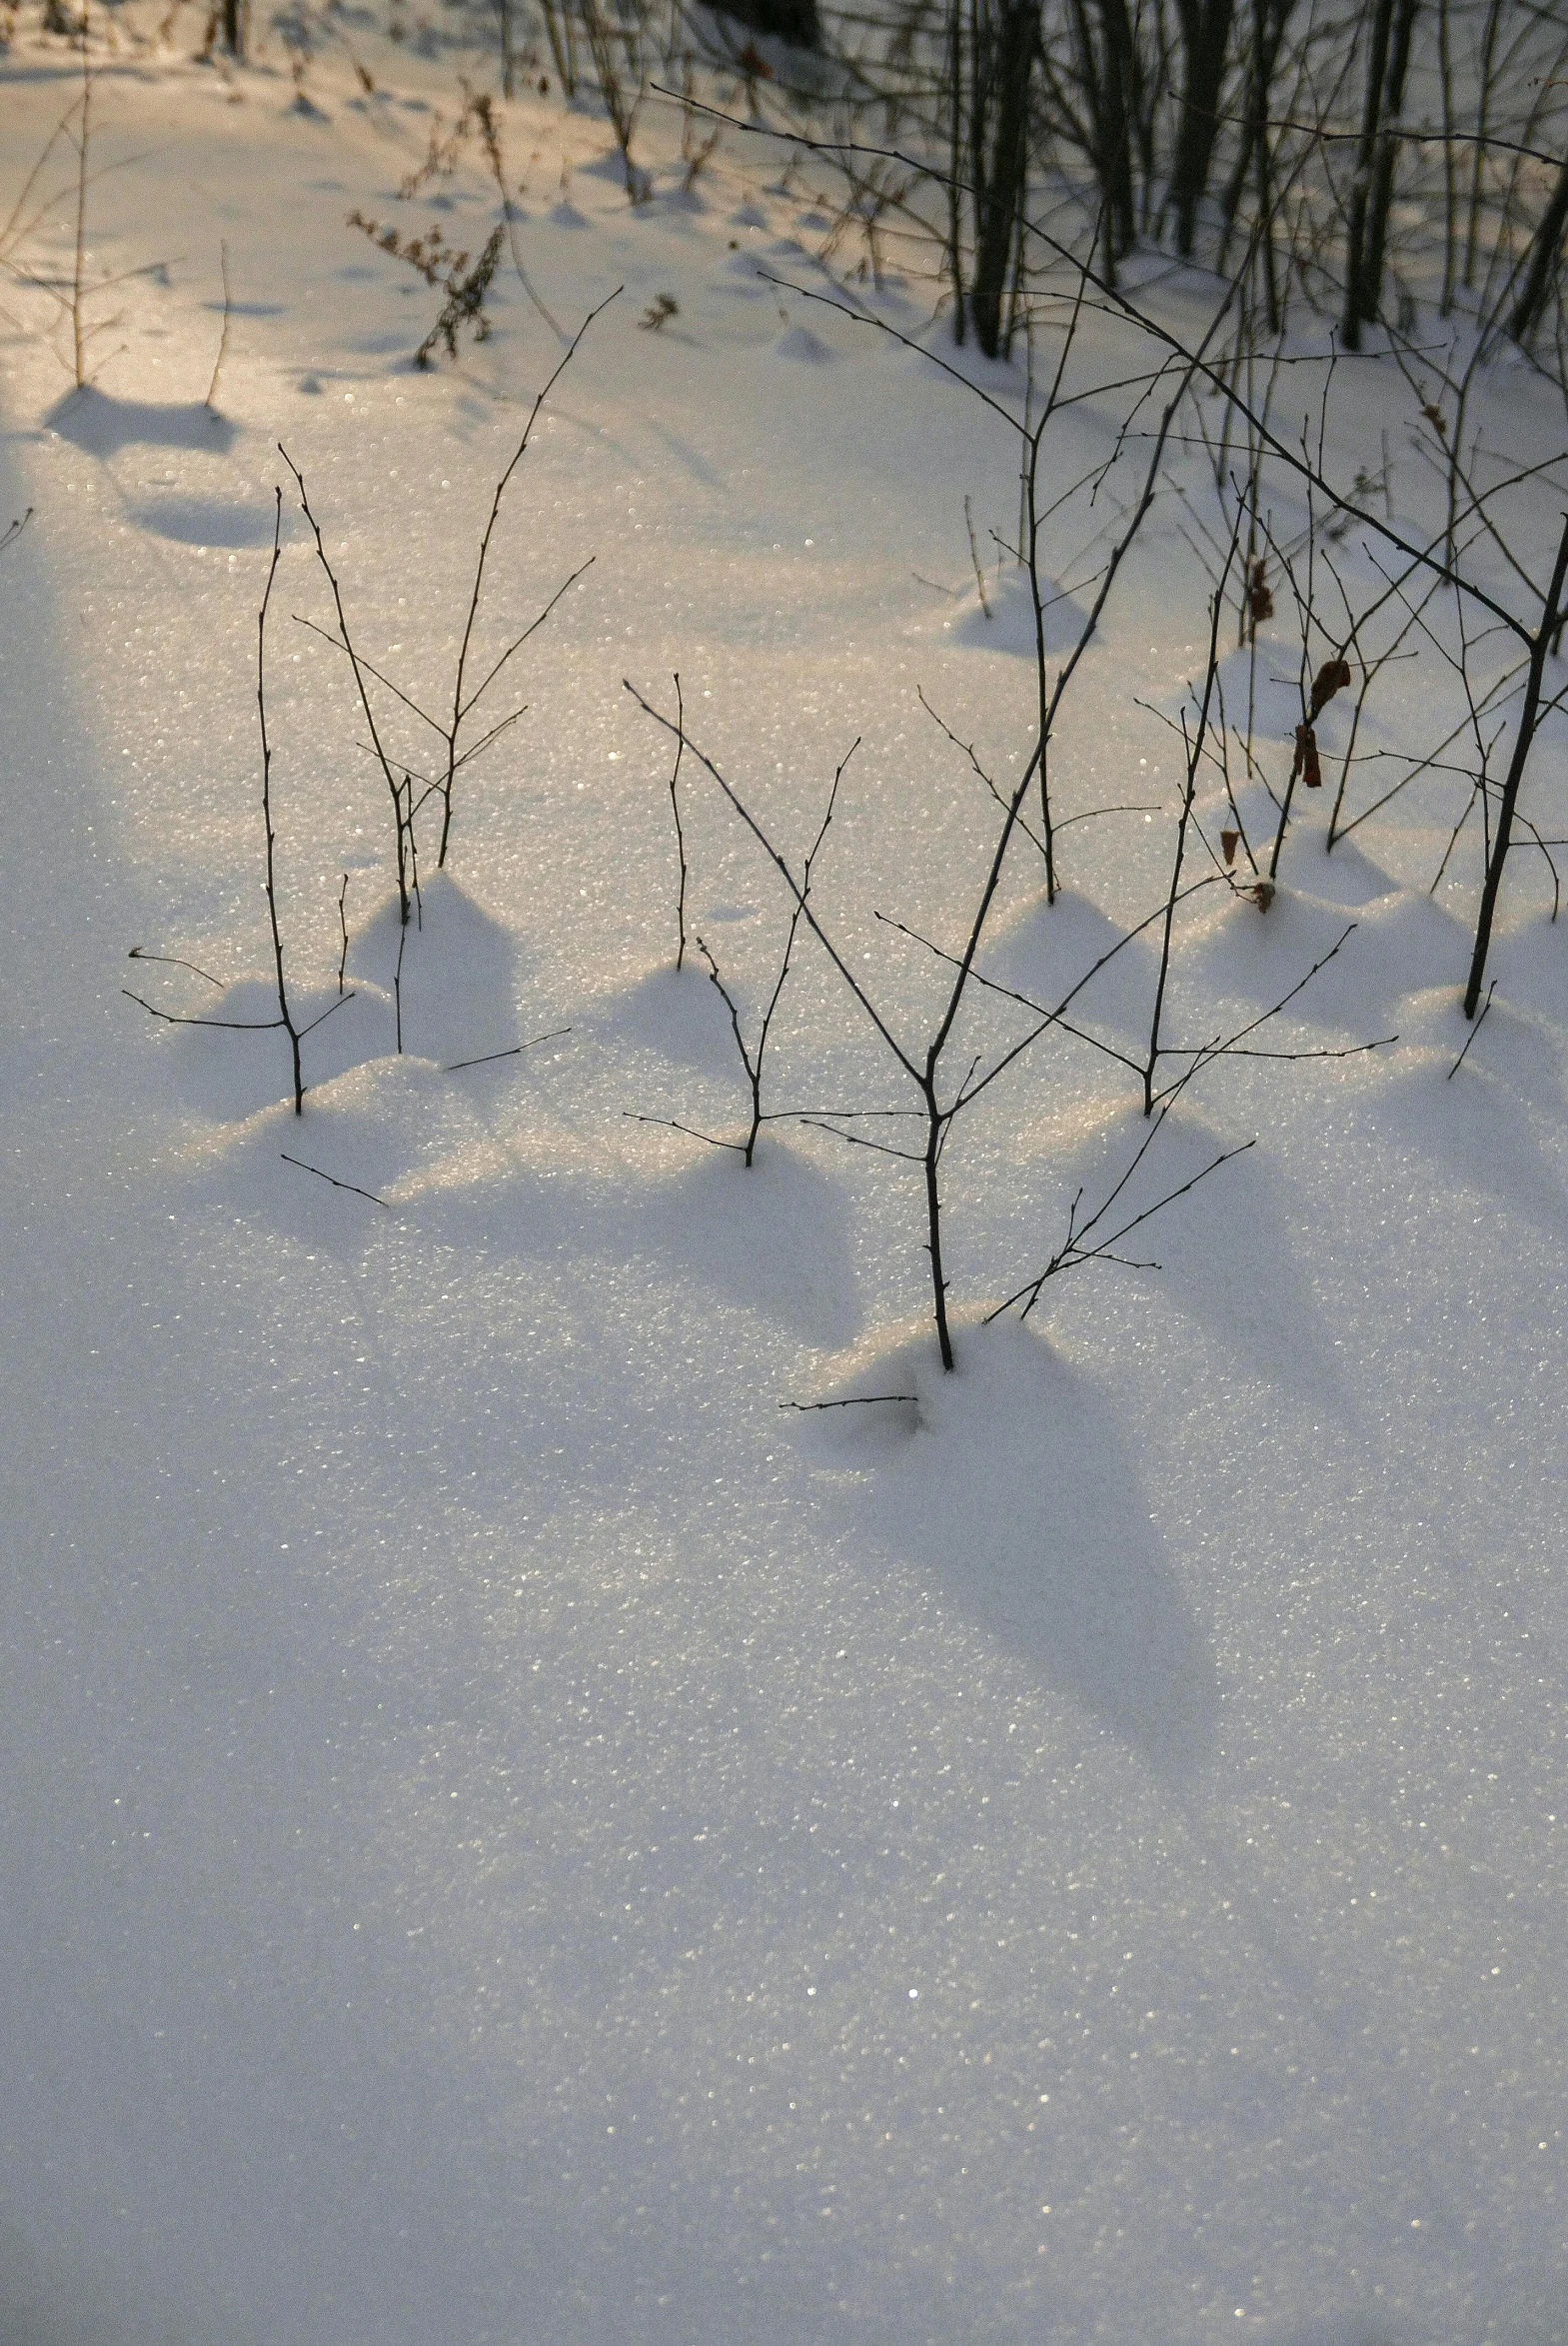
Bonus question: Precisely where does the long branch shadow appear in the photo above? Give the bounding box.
[128,494,279,547]
[44,387,238,458]
[414,1125,864,1350]
[795,1315,1218,1777]
[349,874,528,1069]
[1007,1095,1346,1412]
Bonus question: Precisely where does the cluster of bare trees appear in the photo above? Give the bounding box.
[124,300,612,1121]
[771,0,1568,359]
[64,0,1562,1368]
[611,129,1568,1363]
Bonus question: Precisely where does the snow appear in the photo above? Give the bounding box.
[2,14,1567,2346]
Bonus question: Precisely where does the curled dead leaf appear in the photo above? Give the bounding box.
[1309,659,1352,718]
[1247,558,1273,627]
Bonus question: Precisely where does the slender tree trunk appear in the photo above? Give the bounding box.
[1463,0,1503,290]
[1096,0,1137,267]
[1169,0,1236,258]
[1437,0,1458,312]
[1359,0,1420,328]
[1463,517,1568,1017]
[948,0,967,341]
[1217,0,1293,315]
[922,1098,954,1371]
[1342,0,1395,350]
[1069,0,1136,277]
[1130,0,1167,233]
[493,0,515,97]
[1509,151,1568,345]
[969,0,1037,358]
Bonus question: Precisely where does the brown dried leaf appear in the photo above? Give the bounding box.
[1293,723,1323,788]
[1309,659,1352,718]
[1246,558,1273,626]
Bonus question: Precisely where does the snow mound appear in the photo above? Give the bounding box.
[597,961,740,1075]
[139,975,393,1125]
[185,1054,494,1242]
[1176,871,1469,1030]
[944,561,1089,655]
[346,875,529,1070]
[1204,637,1305,742]
[983,885,1159,1050]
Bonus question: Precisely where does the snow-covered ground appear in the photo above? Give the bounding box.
[3,14,1567,2344]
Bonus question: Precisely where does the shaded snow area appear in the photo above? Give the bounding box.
[2,20,1567,2346]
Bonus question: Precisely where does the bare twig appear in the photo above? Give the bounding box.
[205,239,232,411]
[280,1152,390,1207]
[283,445,413,927]
[257,486,305,1115]
[435,289,619,866]
[128,945,225,989]
[668,671,689,969]
[444,1027,571,1073]
[688,747,851,1167]
[1464,515,1568,1015]
[1145,517,1243,1116]
[1449,980,1495,1077]
[781,1393,916,1412]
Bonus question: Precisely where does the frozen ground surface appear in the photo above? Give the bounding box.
[2,17,1567,2346]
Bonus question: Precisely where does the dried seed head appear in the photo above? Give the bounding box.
[1220,828,1239,867]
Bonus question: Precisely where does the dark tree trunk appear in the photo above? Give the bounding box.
[1360,0,1419,323]
[1069,0,1136,275]
[1169,0,1236,258]
[1343,0,1419,348]
[1509,151,1568,345]
[1342,0,1395,349]
[948,0,967,340]
[1464,518,1568,1016]
[1217,0,1295,271]
[718,0,820,46]
[968,0,1038,357]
